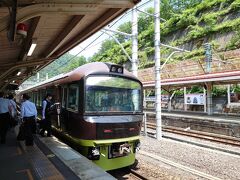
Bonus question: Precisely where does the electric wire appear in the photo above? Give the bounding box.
[42,1,155,71]
[23,0,155,84]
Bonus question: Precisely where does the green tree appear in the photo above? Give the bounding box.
[116,21,132,43]
[138,7,154,33]
[99,39,117,54]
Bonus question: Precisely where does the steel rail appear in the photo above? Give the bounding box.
[139,150,222,180]
[146,123,240,147]
[128,169,149,180]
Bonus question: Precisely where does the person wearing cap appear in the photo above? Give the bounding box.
[21,94,37,146]
[0,92,10,144]
[40,94,53,137]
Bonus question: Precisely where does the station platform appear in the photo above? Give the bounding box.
[144,110,240,138]
[0,126,115,180]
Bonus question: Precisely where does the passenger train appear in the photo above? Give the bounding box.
[18,62,143,170]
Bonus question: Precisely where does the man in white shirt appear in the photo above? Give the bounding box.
[0,92,10,144]
[21,94,37,146]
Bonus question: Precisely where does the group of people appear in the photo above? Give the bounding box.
[0,92,17,144]
[0,92,53,146]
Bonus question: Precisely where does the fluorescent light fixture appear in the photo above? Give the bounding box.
[27,40,37,56]
[17,71,21,76]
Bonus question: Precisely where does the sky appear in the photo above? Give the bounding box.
[69,0,153,59]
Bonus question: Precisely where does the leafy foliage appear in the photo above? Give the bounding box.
[90,0,240,68]
[25,53,87,83]
[212,86,227,96]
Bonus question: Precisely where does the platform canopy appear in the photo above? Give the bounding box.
[0,0,140,91]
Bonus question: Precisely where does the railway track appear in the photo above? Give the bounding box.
[146,123,240,147]
[128,169,149,180]
[109,168,148,180]
[138,150,221,180]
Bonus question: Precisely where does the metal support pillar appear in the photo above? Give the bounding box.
[154,0,162,140]
[168,91,175,112]
[227,84,231,105]
[204,88,207,113]
[143,112,147,136]
[206,83,213,115]
[184,87,187,111]
[168,97,171,112]
[204,43,212,73]
[132,7,138,77]
[143,89,146,108]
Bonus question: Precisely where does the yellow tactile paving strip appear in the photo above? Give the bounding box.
[19,141,65,180]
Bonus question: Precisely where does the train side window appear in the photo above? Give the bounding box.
[67,84,79,111]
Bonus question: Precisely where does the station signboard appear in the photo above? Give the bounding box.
[185,94,205,105]
[145,95,169,103]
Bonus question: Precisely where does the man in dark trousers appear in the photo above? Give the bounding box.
[40,94,53,137]
[0,92,10,144]
[20,94,37,146]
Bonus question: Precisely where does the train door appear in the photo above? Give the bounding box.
[61,86,68,131]
[66,83,80,135]
[51,86,61,128]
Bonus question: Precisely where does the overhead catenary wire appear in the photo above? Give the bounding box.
[23,0,155,84]
[41,1,154,70]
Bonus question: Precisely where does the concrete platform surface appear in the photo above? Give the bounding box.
[39,135,116,180]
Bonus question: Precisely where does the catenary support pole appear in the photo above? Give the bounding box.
[132,7,138,77]
[154,0,162,140]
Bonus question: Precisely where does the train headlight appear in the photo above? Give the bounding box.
[92,148,100,156]
[111,66,116,72]
[110,65,123,74]
[117,67,123,73]
[87,147,100,160]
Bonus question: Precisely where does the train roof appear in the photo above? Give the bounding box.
[20,62,139,92]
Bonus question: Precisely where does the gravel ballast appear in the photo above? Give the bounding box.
[136,135,240,179]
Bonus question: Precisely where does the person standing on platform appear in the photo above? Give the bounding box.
[40,94,53,137]
[0,92,10,144]
[21,94,37,146]
[8,94,17,121]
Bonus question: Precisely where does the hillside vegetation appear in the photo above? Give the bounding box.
[90,0,240,69]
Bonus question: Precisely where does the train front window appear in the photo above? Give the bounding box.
[85,76,142,113]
